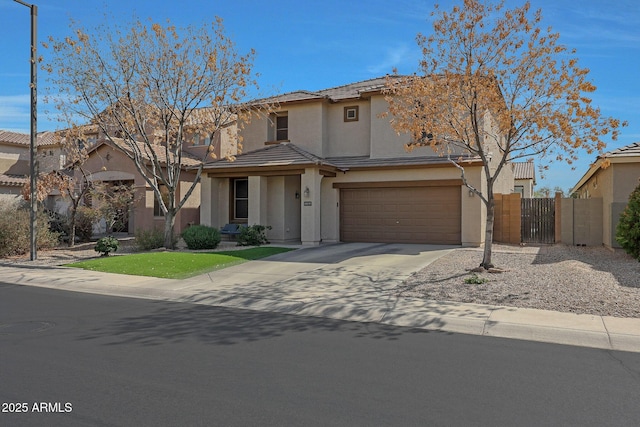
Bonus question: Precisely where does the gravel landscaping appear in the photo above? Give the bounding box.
[398,244,640,318]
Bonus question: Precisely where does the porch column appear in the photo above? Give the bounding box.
[301,168,322,245]
[248,176,268,226]
[200,176,230,228]
[200,175,213,227]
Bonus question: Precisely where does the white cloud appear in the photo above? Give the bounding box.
[366,44,419,75]
[0,94,30,130]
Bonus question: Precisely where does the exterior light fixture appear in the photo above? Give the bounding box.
[304,187,310,198]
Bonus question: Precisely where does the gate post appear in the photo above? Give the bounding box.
[555,192,562,243]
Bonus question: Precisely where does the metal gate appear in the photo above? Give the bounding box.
[521,198,555,243]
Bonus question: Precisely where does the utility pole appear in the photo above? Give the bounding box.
[13,0,38,261]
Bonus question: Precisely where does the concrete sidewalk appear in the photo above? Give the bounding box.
[1,243,639,353]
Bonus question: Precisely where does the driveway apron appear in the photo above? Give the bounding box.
[174,243,456,319]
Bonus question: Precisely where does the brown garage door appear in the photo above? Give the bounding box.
[340,186,461,244]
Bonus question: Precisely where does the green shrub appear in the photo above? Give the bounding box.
[464,273,488,284]
[237,224,271,246]
[181,225,221,250]
[134,227,165,251]
[95,236,119,256]
[616,181,640,261]
[0,205,60,257]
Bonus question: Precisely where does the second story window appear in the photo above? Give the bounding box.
[276,114,288,141]
[193,133,211,146]
[268,112,289,142]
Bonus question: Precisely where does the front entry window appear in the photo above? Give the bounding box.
[234,178,248,220]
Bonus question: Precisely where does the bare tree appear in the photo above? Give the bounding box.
[385,0,625,268]
[44,16,267,248]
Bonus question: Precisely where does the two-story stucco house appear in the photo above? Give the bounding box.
[199,76,513,246]
[0,130,62,204]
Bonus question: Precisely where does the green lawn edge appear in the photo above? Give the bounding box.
[66,247,295,279]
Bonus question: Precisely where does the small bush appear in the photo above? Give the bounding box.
[616,181,640,261]
[237,224,271,246]
[134,227,165,251]
[95,236,119,256]
[181,225,221,250]
[0,205,60,257]
[464,273,488,285]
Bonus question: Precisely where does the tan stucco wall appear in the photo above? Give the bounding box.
[0,143,30,175]
[514,178,533,198]
[369,95,440,159]
[325,101,370,157]
[571,160,640,248]
[37,146,65,173]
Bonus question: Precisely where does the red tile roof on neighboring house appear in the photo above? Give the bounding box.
[0,130,58,147]
[0,173,28,187]
[512,161,535,181]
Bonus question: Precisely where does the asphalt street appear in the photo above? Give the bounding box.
[1,283,639,426]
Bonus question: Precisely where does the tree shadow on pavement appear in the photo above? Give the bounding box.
[76,301,439,347]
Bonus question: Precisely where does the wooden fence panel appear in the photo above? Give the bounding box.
[521,198,555,243]
[494,193,521,244]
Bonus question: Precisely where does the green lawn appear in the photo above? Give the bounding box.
[66,247,295,279]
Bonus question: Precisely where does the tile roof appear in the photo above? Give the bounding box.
[327,154,480,169]
[0,173,28,187]
[512,161,535,180]
[0,130,58,147]
[571,141,640,193]
[87,138,202,168]
[253,76,405,105]
[202,143,480,172]
[604,141,640,158]
[203,143,339,170]
[317,76,402,100]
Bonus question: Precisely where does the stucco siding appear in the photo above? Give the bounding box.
[325,101,370,157]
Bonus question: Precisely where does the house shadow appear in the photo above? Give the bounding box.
[530,244,640,289]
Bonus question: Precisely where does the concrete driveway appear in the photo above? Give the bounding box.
[175,243,457,317]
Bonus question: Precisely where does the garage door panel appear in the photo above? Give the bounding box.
[340,186,461,244]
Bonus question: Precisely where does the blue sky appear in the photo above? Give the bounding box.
[1,0,639,192]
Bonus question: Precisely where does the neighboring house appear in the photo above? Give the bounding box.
[571,141,640,249]
[0,130,61,205]
[76,136,202,235]
[199,76,514,246]
[512,160,536,198]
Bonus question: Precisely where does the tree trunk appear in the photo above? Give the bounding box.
[481,196,495,269]
[163,211,176,249]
